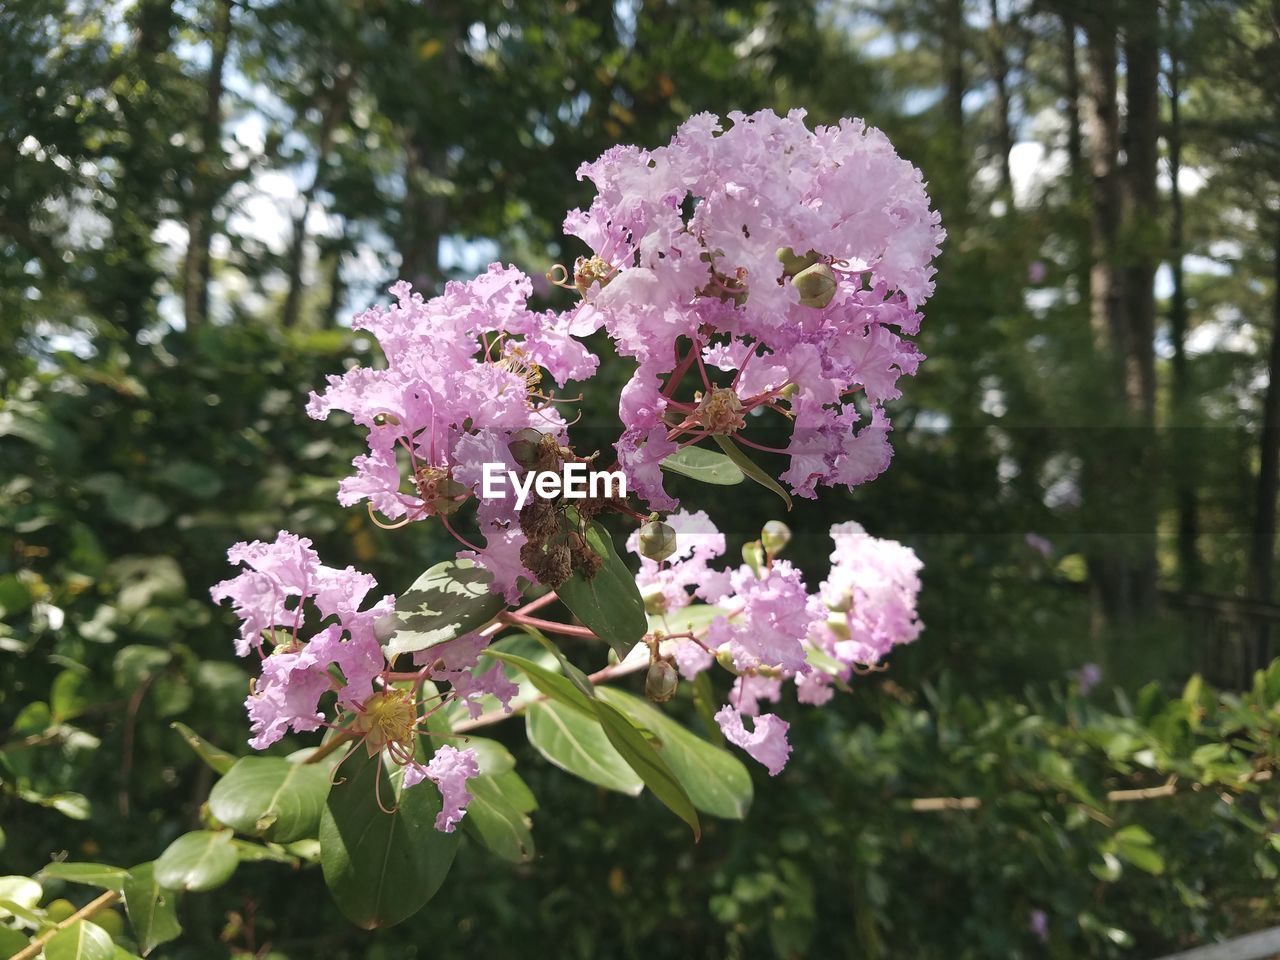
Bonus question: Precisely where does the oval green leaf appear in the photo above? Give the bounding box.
[555,521,648,656]
[383,559,505,659]
[713,435,792,510]
[660,446,745,484]
[526,700,643,795]
[319,750,459,929]
[461,774,535,864]
[591,699,699,840]
[208,756,330,843]
[154,831,238,893]
[598,688,753,819]
[170,722,236,775]
[39,862,127,892]
[121,862,181,956]
[44,920,115,960]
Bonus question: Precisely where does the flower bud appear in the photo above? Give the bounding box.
[741,540,765,576]
[825,611,850,639]
[645,659,679,702]
[638,520,677,562]
[761,520,791,557]
[643,588,669,616]
[715,648,740,673]
[776,246,820,278]
[793,261,837,308]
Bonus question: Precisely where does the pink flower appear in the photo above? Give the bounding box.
[210,531,393,748]
[405,745,480,832]
[565,109,943,507]
[715,706,792,776]
[307,265,597,595]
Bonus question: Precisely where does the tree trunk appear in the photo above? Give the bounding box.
[281,69,352,329]
[1249,219,1280,669]
[182,0,233,330]
[1079,5,1159,633]
[397,134,450,293]
[1167,0,1202,590]
[1061,13,1083,189]
[987,0,1014,203]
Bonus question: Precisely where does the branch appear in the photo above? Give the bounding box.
[12,890,120,960]
[449,656,649,734]
[907,771,1271,814]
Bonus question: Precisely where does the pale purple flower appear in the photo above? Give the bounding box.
[1029,909,1049,943]
[565,109,943,507]
[715,706,792,776]
[1025,532,1053,559]
[404,745,480,832]
[211,531,393,748]
[1077,662,1102,695]
[307,265,597,593]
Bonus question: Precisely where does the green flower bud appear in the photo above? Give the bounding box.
[776,246,821,278]
[715,648,740,673]
[761,520,791,557]
[645,659,679,702]
[638,520,677,562]
[825,611,850,638]
[643,588,669,616]
[742,540,765,576]
[793,261,837,308]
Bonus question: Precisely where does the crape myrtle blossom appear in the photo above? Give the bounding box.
[211,531,479,830]
[633,511,923,775]
[563,108,944,509]
[306,266,598,602]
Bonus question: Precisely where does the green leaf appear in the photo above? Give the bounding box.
[660,447,744,484]
[526,700,644,795]
[0,876,42,915]
[319,750,459,929]
[462,775,535,863]
[598,688,753,819]
[556,521,648,655]
[459,737,515,776]
[154,831,238,893]
[482,649,595,715]
[713,435,792,510]
[121,863,181,956]
[490,771,537,814]
[170,723,236,775]
[383,559,505,659]
[208,757,331,843]
[518,627,596,699]
[591,699,700,839]
[50,671,88,722]
[39,863,127,892]
[112,646,170,692]
[44,920,115,960]
[0,926,28,956]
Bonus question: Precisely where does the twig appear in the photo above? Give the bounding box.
[450,656,649,733]
[907,771,1272,814]
[11,889,120,960]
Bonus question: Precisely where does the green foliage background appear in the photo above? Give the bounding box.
[2,0,1278,957]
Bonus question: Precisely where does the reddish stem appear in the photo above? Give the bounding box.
[501,611,600,640]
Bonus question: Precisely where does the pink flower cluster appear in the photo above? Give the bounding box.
[306,266,598,601]
[211,532,480,830]
[567,109,943,508]
[632,512,923,775]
